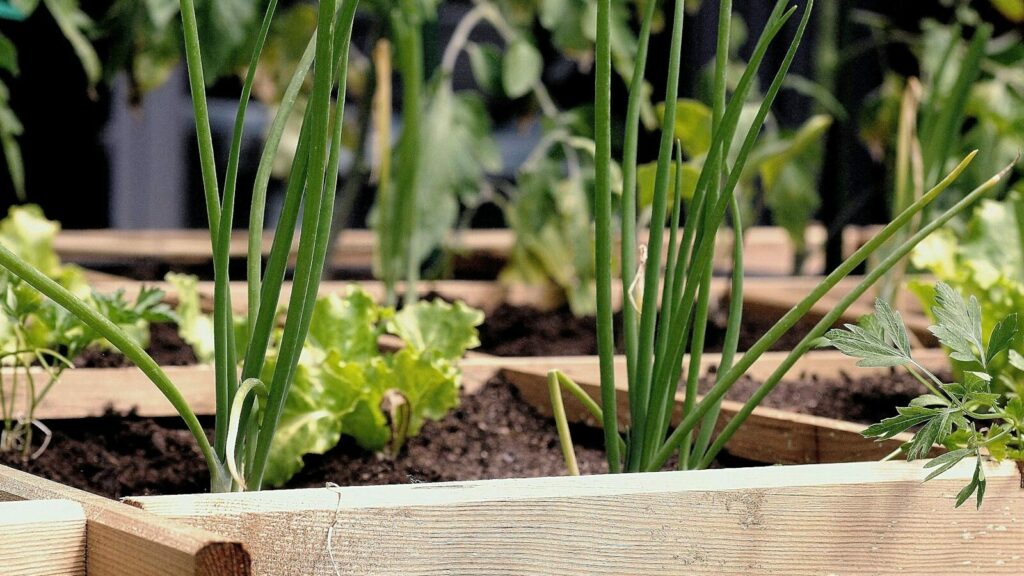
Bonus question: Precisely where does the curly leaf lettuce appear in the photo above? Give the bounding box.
[259,286,483,486]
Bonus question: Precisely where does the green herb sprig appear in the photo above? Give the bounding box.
[826,282,1024,509]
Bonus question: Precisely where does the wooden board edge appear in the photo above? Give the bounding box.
[124,460,1024,576]
[0,499,86,576]
[0,465,251,576]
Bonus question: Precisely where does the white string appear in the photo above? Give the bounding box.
[627,244,648,313]
[29,419,51,460]
[325,482,344,576]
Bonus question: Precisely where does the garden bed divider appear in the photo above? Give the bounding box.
[500,349,949,464]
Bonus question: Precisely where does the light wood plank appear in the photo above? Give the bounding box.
[0,466,250,576]
[0,500,86,576]
[127,460,1024,576]
[56,225,875,275]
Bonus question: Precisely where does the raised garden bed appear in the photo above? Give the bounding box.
[0,271,966,575]
[55,225,878,279]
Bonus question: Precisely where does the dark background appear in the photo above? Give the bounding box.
[0,0,1012,254]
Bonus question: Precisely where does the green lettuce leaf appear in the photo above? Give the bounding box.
[387,298,483,361]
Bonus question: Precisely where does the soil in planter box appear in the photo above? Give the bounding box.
[0,367,929,499]
[73,323,198,368]
[478,302,826,357]
[709,367,939,425]
[0,377,616,498]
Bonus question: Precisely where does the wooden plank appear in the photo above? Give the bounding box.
[21,348,949,423]
[0,466,250,576]
[56,225,876,275]
[86,278,561,314]
[0,499,86,576]
[500,350,950,464]
[126,460,1024,576]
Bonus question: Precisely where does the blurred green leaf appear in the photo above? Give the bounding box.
[502,39,542,99]
[467,42,503,96]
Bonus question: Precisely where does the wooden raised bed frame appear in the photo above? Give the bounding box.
[2,284,1017,574]
[3,240,963,574]
[0,465,250,575]
[124,460,1024,575]
[55,224,877,277]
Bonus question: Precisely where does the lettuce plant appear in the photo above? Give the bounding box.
[0,0,360,492]
[826,283,1024,509]
[169,278,483,486]
[547,0,1013,476]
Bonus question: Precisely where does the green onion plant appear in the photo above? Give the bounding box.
[0,0,360,492]
[550,0,1010,475]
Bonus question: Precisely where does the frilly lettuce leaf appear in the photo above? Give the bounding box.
[307,286,384,362]
[255,285,483,486]
[0,204,88,296]
[262,352,364,487]
[165,272,216,363]
[387,298,483,361]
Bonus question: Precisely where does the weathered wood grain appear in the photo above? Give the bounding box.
[0,466,250,576]
[0,499,86,576]
[127,460,1024,576]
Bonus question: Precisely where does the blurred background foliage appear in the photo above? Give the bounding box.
[0,0,1020,310]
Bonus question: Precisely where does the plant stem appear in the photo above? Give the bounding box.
[177,0,221,238]
[619,0,661,394]
[393,9,424,307]
[548,371,580,476]
[248,29,318,334]
[631,0,686,472]
[593,0,620,473]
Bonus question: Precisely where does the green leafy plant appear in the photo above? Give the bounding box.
[0,204,175,460]
[825,282,1024,509]
[909,197,1024,390]
[859,5,1023,218]
[0,0,360,492]
[547,0,1012,476]
[649,97,833,274]
[168,278,483,486]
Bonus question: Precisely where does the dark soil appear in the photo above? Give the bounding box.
[0,366,925,499]
[477,302,828,357]
[705,367,932,425]
[73,322,198,368]
[0,377,612,498]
